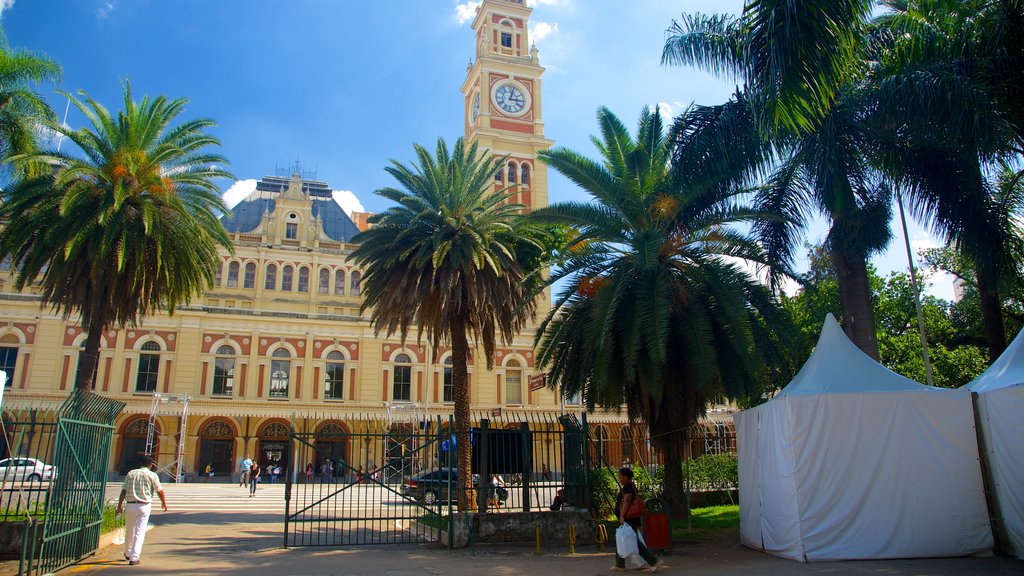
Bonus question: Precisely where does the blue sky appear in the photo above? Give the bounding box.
[4,0,952,298]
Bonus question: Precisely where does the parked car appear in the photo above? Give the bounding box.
[401,468,484,505]
[0,458,57,482]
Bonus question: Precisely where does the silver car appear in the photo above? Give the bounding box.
[0,457,57,482]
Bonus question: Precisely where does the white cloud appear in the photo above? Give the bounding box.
[97,1,115,18]
[527,0,565,6]
[530,21,559,43]
[332,189,365,217]
[0,1,15,18]
[909,231,940,253]
[454,1,481,25]
[222,179,257,209]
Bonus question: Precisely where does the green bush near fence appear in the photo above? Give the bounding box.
[590,453,739,518]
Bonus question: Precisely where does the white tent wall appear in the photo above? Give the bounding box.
[787,389,991,561]
[975,386,1024,557]
[735,406,762,550]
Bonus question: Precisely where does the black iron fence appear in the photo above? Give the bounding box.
[281,408,737,548]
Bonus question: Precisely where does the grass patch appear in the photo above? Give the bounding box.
[101,503,124,534]
[670,504,738,543]
[597,505,739,545]
[417,512,449,530]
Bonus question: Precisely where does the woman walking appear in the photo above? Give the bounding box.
[249,462,261,497]
[613,467,659,572]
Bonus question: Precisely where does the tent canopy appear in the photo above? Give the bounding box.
[778,314,931,397]
[736,313,993,561]
[967,328,1024,393]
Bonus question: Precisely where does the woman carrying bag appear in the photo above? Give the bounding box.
[612,467,660,572]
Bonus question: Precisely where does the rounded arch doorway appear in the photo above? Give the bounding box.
[197,419,236,478]
[119,418,158,474]
[315,421,350,480]
[258,420,291,478]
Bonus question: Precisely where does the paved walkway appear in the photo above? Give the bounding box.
[23,485,1024,575]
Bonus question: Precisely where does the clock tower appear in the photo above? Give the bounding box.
[461,0,554,212]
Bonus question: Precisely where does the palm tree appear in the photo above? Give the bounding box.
[0,27,61,171]
[350,138,543,507]
[661,0,874,134]
[0,83,232,389]
[664,9,889,359]
[869,0,1024,359]
[535,107,790,518]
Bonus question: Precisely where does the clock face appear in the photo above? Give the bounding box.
[494,83,526,115]
[472,93,480,123]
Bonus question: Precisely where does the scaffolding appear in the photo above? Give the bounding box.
[384,402,421,481]
[145,393,191,482]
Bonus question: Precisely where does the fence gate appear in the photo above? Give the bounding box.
[20,389,124,575]
[285,415,455,547]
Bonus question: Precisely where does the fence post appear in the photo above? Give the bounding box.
[582,412,591,513]
[477,419,490,513]
[283,420,293,549]
[520,421,532,512]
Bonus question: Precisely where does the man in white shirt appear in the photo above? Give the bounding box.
[115,455,167,566]
[238,454,253,487]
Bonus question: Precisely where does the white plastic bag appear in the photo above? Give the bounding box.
[616,524,639,559]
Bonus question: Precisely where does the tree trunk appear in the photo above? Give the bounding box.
[831,249,880,360]
[976,268,1007,362]
[450,318,473,510]
[75,321,104,390]
[660,439,688,521]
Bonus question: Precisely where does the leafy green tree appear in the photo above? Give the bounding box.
[351,138,544,506]
[0,27,61,173]
[0,83,232,390]
[780,244,989,391]
[663,5,890,360]
[870,1,1024,359]
[534,107,790,518]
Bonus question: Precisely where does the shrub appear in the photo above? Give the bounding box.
[589,467,618,519]
[682,453,738,493]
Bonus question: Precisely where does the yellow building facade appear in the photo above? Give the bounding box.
[0,0,616,479]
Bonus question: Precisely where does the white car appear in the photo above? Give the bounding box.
[0,457,57,482]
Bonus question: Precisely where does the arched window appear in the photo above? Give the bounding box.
[335,270,346,295]
[507,162,516,184]
[269,348,291,399]
[215,262,223,286]
[620,427,635,465]
[281,265,294,291]
[136,341,161,393]
[392,353,412,401]
[265,264,278,290]
[495,167,503,183]
[297,267,310,293]
[520,164,530,186]
[318,269,330,294]
[505,359,523,404]
[227,261,240,288]
[442,356,454,403]
[593,425,610,465]
[0,334,19,389]
[243,263,256,289]
[324,350,345,400]
[213,345,235,396]
[350,271,362,296]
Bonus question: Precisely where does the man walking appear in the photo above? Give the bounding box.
[238,454,253,487]
[115,455,167,566]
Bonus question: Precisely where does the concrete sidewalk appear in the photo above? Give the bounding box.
[55,511,1021,576]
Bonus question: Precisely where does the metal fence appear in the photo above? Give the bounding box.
[2,390,125,575]
[281,409,737,548]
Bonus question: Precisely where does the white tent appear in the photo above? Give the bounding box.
[966,329,1024,557]
[735,314,993,561]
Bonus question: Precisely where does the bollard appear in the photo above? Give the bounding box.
[536,526,542,555]
[568,524,576,555]
[596,524,608,552]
